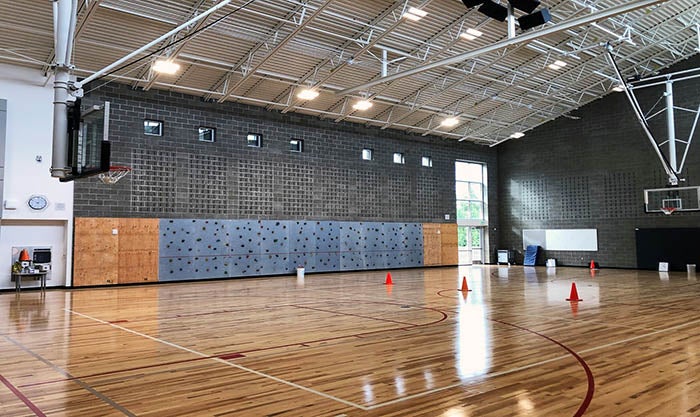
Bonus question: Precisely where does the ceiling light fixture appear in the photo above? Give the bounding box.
[402,7,428,21]
[460,28,483,40]
[152,60,180,75]
[441,117,460,127]
[509,132,525,139]
[297,88,319,100]
[352,100,373,111]
[612,84,625,92]
[547,60,567,70]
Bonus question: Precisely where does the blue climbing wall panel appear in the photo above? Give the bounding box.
[159,219,424,281]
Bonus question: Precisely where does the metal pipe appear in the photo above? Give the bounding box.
[64,0,78,65]
[75,0,231,88]
[507,4,516,39]
[606,47,679,185]
[51,69,71,178]
[678,105,699,173]
[51,0,76,178]
[381,49,388,77]
[339,0,667,95]
[665,81,677,172]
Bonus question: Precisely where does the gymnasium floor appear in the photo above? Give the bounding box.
[1,265,699,416]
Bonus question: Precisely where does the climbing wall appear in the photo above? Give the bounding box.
[159,219,424,281]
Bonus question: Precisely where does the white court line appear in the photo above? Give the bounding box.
[364,315,700,410]
[66,309,700,412]
[65,309,368,411]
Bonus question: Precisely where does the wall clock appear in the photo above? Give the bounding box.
[27,195,48,211]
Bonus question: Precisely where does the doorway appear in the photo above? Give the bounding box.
[458,226,484,265]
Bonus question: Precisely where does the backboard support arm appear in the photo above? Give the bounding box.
[605,44,681,186]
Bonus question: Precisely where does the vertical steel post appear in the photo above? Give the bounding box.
[665,81,677,172]
[51,0,76,179]
[507,4,516,39]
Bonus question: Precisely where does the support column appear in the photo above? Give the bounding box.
[665,81,677,172]
[507,4,516,39]
[51,0,77,179]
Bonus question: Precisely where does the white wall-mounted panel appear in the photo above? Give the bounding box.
[523,229,598,251]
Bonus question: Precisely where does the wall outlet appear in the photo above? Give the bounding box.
[112,229,118,235]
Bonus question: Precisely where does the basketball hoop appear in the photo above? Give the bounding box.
[660,207,677,215]
[98,166,131,184]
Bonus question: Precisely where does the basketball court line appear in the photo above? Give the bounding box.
[65,308,369,411]
[0,373,46,417]
[0,333,136,417]
[22,301,446,387]
[489,310,659,332]
[63,304,700,412]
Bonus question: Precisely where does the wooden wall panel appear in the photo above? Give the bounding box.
[74,218,119,286]
[440,224,459,266]
[118,218,159,284]
[423,224,442,266]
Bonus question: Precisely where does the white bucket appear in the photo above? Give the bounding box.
[296,267,305,279]
[546,258,556,268]
[688,264,696,274]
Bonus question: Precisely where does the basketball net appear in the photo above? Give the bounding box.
[660,207,677,215]
[98,166,131,184]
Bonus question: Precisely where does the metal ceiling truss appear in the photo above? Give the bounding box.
[3,0,698,147]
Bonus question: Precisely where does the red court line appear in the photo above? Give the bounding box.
[18,356,212,388]
[291,304,420,326]
[234,302,448,355]
[21,301,449,388]
[0,374,46,417]
[490,318,595,417]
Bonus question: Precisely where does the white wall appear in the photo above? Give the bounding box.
[0,63,74,289]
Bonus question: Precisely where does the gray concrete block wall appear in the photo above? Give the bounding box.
[75,82,499,259]
[498,55,700,268]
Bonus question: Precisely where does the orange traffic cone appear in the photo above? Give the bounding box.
[18,249,30,262]
[459,276,472,292]
[385,272,393,285]
[589,260,597,269]
[570,300,579,318]
[566,282,582,301]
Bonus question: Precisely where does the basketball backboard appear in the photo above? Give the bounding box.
[644,186,700,213]
[59,99,111,182]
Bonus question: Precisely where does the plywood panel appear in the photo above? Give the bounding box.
[423,223,442,266]
[440,224,458,266]
[118,218,159,284]
[74,218,119,286]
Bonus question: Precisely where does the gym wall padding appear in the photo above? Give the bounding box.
[635,228,700,271]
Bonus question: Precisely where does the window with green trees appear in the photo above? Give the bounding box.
[456,161,486,221]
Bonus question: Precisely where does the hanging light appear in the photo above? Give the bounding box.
[353,99,373,111]
[152,60,180,74]
[441,116,460,127]
[297,88,320,100]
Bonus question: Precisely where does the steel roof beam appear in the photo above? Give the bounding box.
[339,0,669,96]
[216,1,335,103]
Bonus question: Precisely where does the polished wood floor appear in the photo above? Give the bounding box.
[2,265,700,416]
